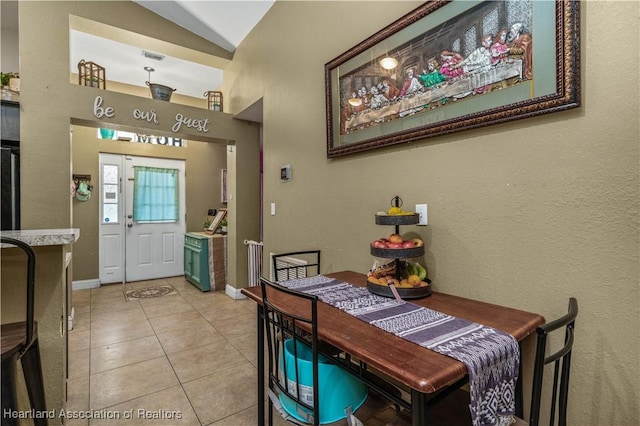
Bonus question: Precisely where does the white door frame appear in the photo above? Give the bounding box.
[98,154,186,283]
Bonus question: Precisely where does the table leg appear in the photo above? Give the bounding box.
[257,304,265,426]
[411,389,427,426]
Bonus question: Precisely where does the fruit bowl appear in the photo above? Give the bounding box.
[375,213,419,226]
[371,245,424,259]
[367,278,432,299]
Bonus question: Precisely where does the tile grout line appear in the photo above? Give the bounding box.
[76,278,260,424]
[151,286,206,425]
[168,284,258,424]
[88,281,188,419]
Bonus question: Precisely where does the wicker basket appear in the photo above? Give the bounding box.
[78,60,105,89]
[204,91,223,111]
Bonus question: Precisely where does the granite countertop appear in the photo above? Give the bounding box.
[1,228,80,247]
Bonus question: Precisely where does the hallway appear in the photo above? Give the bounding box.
[66,277,408,425]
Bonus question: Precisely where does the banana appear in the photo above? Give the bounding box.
[415,263,428,280]
[386,208,415,216]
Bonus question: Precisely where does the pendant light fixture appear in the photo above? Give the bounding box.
[144,66,155,81]
[380,56,398,70]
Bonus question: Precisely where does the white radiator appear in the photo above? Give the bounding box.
[244,240,263,287]
[270,253,308,281]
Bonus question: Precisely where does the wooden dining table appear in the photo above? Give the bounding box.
[241,270,545,426]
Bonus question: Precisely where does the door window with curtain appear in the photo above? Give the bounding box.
[133,166,179,222]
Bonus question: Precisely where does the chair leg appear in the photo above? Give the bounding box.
[20,341,48,426]
[1,355,20,426]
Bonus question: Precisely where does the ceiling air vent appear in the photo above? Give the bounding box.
[141,50,165,61]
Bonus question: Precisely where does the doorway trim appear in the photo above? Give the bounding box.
[98,153,186,284]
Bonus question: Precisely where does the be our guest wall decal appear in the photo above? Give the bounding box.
[92,96,211,134]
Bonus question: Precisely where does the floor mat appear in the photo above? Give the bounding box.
[124,284,177,301]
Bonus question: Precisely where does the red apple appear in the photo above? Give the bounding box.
[387,242,403,249]
[388,234,403,244]
[372,239,388,248]
[402,240,415,248]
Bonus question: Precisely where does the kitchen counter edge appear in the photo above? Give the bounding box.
[1,228,80,247]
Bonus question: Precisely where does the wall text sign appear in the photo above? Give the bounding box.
[92,96,211,135]
[93,96,115,119]
[133,108,159,124]
[171,114,209,133]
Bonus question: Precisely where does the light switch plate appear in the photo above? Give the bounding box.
[280,164,291,182]
[416,204,428,225]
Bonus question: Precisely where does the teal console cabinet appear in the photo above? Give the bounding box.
[184,232,227,292]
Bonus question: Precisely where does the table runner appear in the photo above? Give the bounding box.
[279,275,519,426]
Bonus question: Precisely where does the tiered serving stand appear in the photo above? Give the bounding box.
[368,210,432,299]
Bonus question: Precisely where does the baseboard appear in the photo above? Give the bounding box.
[72,278,100,290]
[225,284,248,300]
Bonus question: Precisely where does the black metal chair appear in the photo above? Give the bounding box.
[1,237,48,426]
[524,297,578,426]
[426,298,578,426]
[260,277,372,425]
[272,250,320,282]
[261,277,322,425]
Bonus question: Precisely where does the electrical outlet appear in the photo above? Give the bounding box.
[416,204,428,225]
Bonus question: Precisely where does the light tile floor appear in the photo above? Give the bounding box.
[66,276,409,426]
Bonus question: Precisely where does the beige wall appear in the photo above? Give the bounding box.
[18,2,260,290]
[10,2,259,416]
[223,1,639,425]
[1,28,19,72]
[12,0,640,423]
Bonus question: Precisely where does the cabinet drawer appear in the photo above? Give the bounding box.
[185,235,203,248]
[185,244,202,254]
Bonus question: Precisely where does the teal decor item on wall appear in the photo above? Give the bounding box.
[75,181,92,202]
[99,128,115,139]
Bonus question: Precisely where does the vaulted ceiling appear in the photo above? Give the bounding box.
[2,0,274,102]
[73,1,274,99]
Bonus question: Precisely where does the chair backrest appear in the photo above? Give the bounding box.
[272,250,320,282]
[260,277,321,425]
[529,297,578,426]
[1,237,37,349]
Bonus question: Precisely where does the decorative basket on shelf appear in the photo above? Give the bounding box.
[78,60,106,89]
[204,91,223,111]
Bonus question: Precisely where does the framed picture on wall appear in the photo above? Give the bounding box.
[325,0,581,157]
[221,169,227,203]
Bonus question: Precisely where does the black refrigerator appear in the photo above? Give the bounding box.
[1,100,20,230]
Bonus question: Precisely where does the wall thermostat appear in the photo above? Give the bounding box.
[280,164,291,182]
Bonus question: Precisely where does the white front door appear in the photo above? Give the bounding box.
[124,156,185,282]
[99,154,185,283]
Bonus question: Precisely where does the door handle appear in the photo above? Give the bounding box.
[127,223,133,228]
